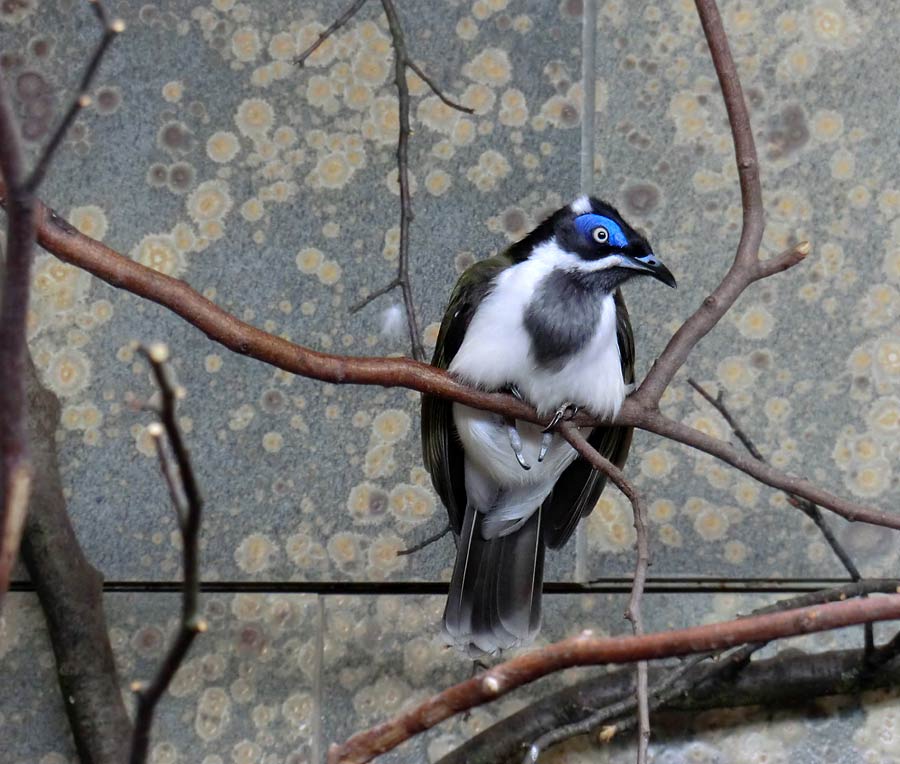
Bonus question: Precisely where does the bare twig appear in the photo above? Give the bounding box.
[328,592,900,763]
[378,0,422,360]
[0,0,121,607]
[558,423,650,761]
[294,0,370,67]
[345,0,471,360]
[688,377,872,650]
[25,4,124,194]
[405,59,473,114]
[128,344,205,764]
[519,575,887,764]
[396,522,451,556]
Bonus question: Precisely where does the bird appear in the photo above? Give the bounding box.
[421,195,676,656]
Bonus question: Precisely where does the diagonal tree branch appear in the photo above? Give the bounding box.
[438,580,900,764]
[0,70,35,610]
[328,592,900,763]
[1,200,892,533]
[688,377,874,652]
[633,0,769,407]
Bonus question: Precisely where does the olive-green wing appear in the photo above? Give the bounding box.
[421,255,512,534]
[543,289,636,549]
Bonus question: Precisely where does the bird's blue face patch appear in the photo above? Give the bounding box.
[574,214,628,248]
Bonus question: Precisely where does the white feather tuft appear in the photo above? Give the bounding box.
[570,194,592,215]
[380,303,405,338]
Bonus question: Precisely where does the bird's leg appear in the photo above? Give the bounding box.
[505,385,530,470]
[539,403,580,462]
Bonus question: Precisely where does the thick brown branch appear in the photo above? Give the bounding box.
[0,43,35,609]
[440,580,900,764]
[0,0,121,608]
[328,592,900,763]
[445,644,899,764]
[21,353,132,763]
[625,402,899,530]
[4,195,895,533]
[129,345,205,764]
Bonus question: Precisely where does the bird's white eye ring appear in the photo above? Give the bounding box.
[592,226,609,244]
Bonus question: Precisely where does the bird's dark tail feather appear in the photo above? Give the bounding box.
[443,506,544,656]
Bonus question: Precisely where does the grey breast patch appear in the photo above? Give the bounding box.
[523,269,607,370]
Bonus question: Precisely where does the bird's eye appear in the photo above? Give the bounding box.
[591,226,609,244]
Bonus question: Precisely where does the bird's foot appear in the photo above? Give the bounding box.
[538,403,579,462]
[538,430,553,463]
[543,402,579,433]
[507,384,525,402]
[504,386,532,470]
[505,416,531,470]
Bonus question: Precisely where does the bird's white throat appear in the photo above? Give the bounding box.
[449,239,626,418]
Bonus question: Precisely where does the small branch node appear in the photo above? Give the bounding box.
[482,675,501,695]
[597,725,618,743]
[147,342,170,363]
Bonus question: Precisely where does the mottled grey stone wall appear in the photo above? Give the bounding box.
[1,0,899,761]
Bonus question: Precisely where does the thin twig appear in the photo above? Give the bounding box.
[294,0,369,67]
[344,0,471,359]
[350,278,400,314]
[687,377,872,651]
[128,344,205,764]
[558,422,650,762]
[298,2,470,359]
[396,522,451,556]
[25,4,124,194]
[379,0,424,360]
[405,59,473,114]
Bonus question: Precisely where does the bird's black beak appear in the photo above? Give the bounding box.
[629,252,677,288]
